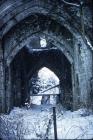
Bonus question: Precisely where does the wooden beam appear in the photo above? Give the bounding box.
[40,84,60,93]
[30,84,60,96]
[30,93,59,96]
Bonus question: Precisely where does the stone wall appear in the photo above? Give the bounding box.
[73,37,93,109]
[0,0,93,113]
[0,40,5,113]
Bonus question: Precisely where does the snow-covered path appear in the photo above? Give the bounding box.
[0,104,93,139]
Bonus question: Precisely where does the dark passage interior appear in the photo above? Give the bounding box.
[10,45,72,110]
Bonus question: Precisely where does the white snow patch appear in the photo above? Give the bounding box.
[85,37,93,51]
[30,96,42,105]
[40,37,47,48]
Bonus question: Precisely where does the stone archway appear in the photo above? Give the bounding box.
[3,14,73,66]
[8,46,72,112]
[0,1,93,113]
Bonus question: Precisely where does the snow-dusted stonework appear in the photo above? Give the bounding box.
[0,0,93,114]
[0,1,93,139]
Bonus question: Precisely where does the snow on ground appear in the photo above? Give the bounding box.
[0,104,93,140]
[0,104,52,140]
[49,105,93,139]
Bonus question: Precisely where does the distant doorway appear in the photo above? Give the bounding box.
[29,67,60,106]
